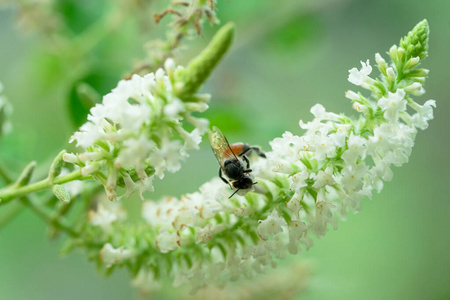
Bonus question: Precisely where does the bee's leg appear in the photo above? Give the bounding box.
[250,147,266,158]
[241,146,266,158]
[219,168,232,187]
[242,155,251,169]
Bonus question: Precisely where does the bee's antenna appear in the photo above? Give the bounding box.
[229,189,240,198]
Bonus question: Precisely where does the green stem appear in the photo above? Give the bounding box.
[0,162,12,185]
[0,170,91,206]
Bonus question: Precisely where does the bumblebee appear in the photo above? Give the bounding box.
[208,126,266,198]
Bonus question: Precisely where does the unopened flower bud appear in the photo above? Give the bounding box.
[389,45,398,62]
[386,67,396,82]
[404,82,424,95]
[345,90,360,101]
[52,184,71,203]
[375,53,387,74]
[404,56,420,70]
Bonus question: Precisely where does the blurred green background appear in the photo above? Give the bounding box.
[0,0,449,299]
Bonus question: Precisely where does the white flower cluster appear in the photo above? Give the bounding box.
[0,82,13,135]
[87,21,434,292]
[64,59,210,200]
[123,53,434,292]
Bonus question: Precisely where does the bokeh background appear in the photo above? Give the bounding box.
[0,0,449,299]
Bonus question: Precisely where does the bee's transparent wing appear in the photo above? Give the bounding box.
[208,126,238,169]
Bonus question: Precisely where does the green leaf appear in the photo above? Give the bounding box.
[49,150,66,183]
[67,74,106,128]
[14,161,37,188]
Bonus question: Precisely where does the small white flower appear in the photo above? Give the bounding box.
[100,243,132,267]
[342,133,367,166]
[368,123,396,153]
[178,127,202,155]
[257,210,286,240]
[311,134,337,161]
[272,158,297,174]
[270,131,305,162]
[411,100,436,129]
[78,151,105,162]
[121,173,137,198]
[89,204,117,231]
[115,136,155,174]
[142,196,178,227]
[139,176,155,199]
[186,115,210,134]
[378,89,407,121]
[330,124,351,147]
[148,138,183,179]
[196,223,213,243]
[290,169,309,191]
[311,200,337,237]
[172,204,197,230]
[286,191,304,219]
[341,163,369,193]
[155,228,179,253]
[312,166,336,189]
[348,59,375,89]
[163,98,185,119]
[310,104,341,121]
[287,220,308,254]
[233,206,253,217]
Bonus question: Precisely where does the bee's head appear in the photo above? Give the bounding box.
[233,176,254,190]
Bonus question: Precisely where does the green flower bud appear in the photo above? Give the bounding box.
[375,53,387,76]
[178,22,235,96]
[403,56,420,71]
[52,184,71,204]
[400,19,429,60]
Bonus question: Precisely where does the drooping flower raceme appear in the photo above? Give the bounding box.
[66,21,434,293]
